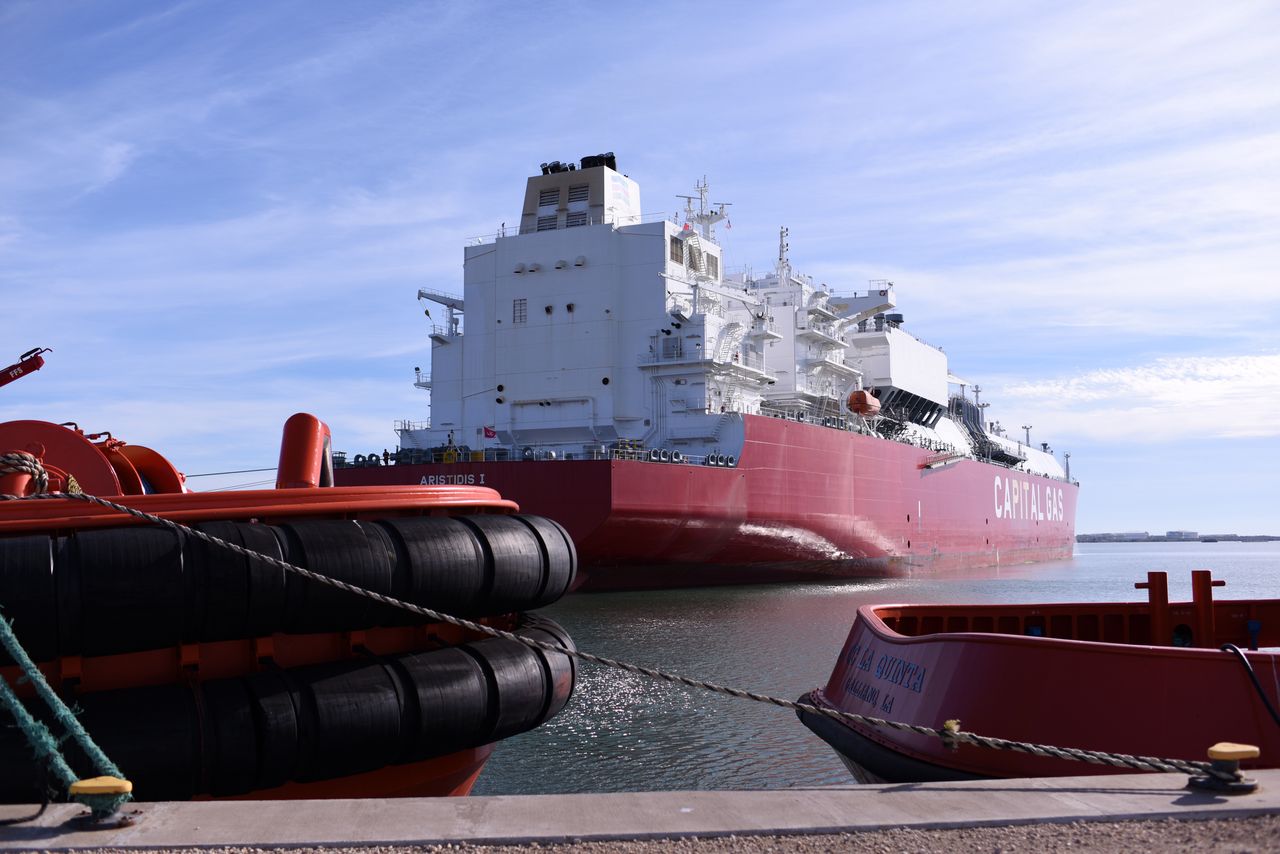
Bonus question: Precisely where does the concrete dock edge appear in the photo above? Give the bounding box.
[2,770,1278,850]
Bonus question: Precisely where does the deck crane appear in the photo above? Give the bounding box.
[0,348,51,390]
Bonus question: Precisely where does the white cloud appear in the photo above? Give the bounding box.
[993,353,1280,442]
[82,141,138,195]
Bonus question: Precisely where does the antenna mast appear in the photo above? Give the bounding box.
[678,177,730,241]
[777,226,790,280]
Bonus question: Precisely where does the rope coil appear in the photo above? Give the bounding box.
[0,452,48,495]
[0,489,1239,785]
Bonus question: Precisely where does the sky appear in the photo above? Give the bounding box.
[1,1,1278,534]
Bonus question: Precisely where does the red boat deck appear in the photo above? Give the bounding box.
[801,571,1280,783]
[878,599,1280,650]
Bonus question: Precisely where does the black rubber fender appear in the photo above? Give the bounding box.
[66,683,203,801]
[514,613,577,725]
[392,646,492,760]
[0,719,50,803]
[0,535,56,665]
[464,614,577,740]
[0,514,577,661]
[0,614,577,801]
[374,516,488,616]
[356,520,415,627]
[200,676,259,796]
[52,535,82,663]
[188,521,287,642]
[68,528,186,656]
[511,515,577,606]
[465,636,552,742]
[245,668,301,791]
[276,520,394,633]
[291,657,407,782]
[457,515,545,613]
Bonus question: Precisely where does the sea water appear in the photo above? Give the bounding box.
[473,542,1280,795]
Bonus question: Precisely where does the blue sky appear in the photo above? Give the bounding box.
[2,1,1278,534]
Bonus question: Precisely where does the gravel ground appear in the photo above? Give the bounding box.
[66,814,1280,853]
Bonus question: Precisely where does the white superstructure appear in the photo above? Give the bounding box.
[400,154,1065,480]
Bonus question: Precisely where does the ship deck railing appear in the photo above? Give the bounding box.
[334,445,737,469]
[638,350,768,372]
[395,419,431,432]
[335,437,1072,482]
[465,211,678,246]
[379,417,1071,481]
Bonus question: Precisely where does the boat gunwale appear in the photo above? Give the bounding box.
[850,601,1280,661]
[0,484,520,534]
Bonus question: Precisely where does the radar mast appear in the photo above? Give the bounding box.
[677,177,730,241]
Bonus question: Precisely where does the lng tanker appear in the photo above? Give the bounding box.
[337,153,1078,590]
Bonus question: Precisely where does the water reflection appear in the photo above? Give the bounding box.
[474,543,1280,795]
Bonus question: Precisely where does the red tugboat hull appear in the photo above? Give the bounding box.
[0,414,577,802]
[797,574,1280,782]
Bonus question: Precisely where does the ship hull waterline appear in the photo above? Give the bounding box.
[339,417,1078,590]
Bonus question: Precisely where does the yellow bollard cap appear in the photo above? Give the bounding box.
[69,775,133,796]
[1207,742,1260,761]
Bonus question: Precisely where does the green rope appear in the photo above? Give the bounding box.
[0,673,76,791]
[0,614,131,815]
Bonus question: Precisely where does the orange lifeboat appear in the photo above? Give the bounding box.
[0,413,577,802]
[846,389,881,416]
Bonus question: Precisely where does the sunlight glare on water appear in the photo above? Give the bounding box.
[473,542,1280,795]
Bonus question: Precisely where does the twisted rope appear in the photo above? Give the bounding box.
[0,614,131,816]
[0,452,48,494]
[0,490,1230,782]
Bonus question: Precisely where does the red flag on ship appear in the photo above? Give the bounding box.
[483,425,497,439]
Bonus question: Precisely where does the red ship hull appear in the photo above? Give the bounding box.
[338,416,1078,590]
[798,593,1280,782]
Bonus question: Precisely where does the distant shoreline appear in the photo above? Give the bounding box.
[1076,534,1280,543]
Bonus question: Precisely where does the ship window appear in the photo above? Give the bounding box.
[669,236,684,264]
[707,254,719,278]
[513,298,527,324]
[538,188,560,208]
[567,184,589,204]
[536,214,557,232]
[566,211,589,228]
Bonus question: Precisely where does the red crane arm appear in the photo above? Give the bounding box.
[0,348,51,389]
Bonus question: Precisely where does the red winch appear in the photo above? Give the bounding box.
[0,419,185,498]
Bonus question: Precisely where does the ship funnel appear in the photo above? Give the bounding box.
[580,152,619,171]
[520,153,640,234]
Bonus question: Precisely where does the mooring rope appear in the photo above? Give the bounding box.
[0,452,48,495]
[0,613,132,816]
[0,488,1238,784]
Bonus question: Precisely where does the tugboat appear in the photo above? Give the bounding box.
[797,570,1279,782]
[0,407,578,802]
